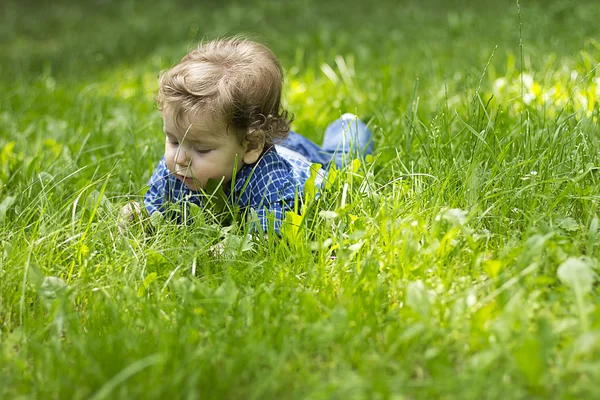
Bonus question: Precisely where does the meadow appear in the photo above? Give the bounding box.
[1,0,600,398]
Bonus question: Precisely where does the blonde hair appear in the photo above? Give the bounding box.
[156,37,292,147]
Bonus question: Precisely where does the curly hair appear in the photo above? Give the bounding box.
[156,37,292,147]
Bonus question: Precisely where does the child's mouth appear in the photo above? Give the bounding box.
[175,174,195,185]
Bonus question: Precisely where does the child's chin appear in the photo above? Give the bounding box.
[184,181,203,191]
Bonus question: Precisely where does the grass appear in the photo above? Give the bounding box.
[1,0,600,398]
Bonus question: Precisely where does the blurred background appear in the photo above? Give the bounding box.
[2,0,598,77]
[1,0,599,194]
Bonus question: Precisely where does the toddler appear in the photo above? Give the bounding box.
[126,37,372,233]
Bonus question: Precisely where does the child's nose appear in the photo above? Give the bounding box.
[175,147,189,165]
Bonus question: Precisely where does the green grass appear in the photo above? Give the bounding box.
[1,0,600,398]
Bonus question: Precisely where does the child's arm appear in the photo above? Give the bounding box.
[143,157,169,216]
[238,166,298,235]
[253,204,286,234]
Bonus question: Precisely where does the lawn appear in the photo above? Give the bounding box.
[1,0,600,398]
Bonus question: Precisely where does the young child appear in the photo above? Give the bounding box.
[125,37,372,233]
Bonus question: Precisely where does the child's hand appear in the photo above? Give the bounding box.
[121,201,143,221]
[119,201,147,232]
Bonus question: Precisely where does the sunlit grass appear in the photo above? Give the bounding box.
[1,0,600,398]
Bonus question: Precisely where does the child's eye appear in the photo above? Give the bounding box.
[194,148,211,154]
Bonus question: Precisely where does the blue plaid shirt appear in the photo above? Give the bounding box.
[144,146,325,232]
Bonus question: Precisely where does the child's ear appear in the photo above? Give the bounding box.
[243,132,265,165]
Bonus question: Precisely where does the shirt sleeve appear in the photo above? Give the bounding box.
[235,151,300,234]
[253,203,284,233]
[144,157,169,215]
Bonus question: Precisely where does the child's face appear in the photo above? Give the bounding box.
[162,107,255,191]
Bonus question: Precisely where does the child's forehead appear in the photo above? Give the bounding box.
[163,107,229,138]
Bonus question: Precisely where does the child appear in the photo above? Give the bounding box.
[124,37,372,233]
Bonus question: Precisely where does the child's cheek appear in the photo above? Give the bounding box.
[164,149,176,173]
